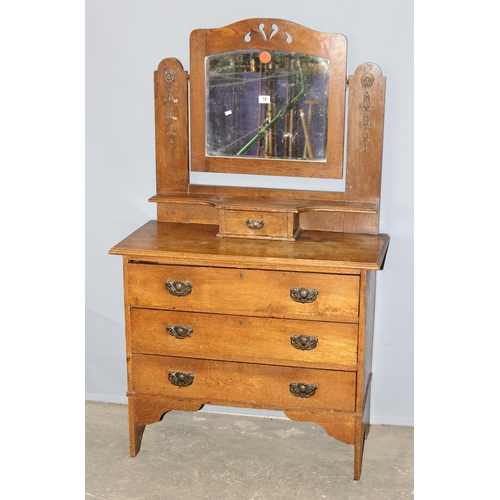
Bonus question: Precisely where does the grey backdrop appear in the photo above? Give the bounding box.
[86,0,414,426]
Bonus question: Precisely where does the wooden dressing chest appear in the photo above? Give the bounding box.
[110,18,389,479]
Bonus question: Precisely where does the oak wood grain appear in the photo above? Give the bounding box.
[130,354,356,412]
[130,308,359,369]
[109,221,389,272]
[126,262,360,322]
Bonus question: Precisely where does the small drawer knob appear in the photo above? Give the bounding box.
[290,382,317,398]
[246,219,265,230]
[167,325,193,339]
[290,334,318,350]
[290,287,319,303]
[166,280,192,296]
[168,371,194,387]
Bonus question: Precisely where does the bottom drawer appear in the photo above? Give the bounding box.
[130,354,356,412]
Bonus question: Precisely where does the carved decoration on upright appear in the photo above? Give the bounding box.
[163,69,178,147]
[359,73,375,152]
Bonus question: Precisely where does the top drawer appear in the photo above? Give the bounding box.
[127,264,359,322]
[218,208,300,241]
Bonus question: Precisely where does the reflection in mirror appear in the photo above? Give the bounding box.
[206,50,330,161]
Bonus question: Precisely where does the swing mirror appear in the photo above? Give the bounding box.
[205,50,330,162]
[190,19,347,179]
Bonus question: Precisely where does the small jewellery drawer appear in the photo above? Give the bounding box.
[130,309,359,369]
[127,264,360,322]
[130,354,356,412]
[218,208,300,241]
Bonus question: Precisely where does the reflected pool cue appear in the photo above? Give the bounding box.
[302,100,318,158]
[300,108,313,158]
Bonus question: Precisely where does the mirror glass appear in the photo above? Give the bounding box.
[205,50,330,161]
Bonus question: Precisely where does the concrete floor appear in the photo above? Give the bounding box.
[86,401,413,499]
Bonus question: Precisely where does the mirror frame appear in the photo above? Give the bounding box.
[189,19,347,179]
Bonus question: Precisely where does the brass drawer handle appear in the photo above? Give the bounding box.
[290,334,318,350]
[246,219,265,230]
[290,287,319,303]
[166,280,192,296]
[168,371,194,387]
[290,382,317,398]
[167,325,193,339]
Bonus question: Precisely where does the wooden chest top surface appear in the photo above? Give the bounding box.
[109,221,389,272]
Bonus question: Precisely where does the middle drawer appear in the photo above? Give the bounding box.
[130,309,359,369]
[127,264,360,322]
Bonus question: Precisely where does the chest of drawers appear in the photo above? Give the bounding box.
[109,18,389,480]
[110,221,389,479]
